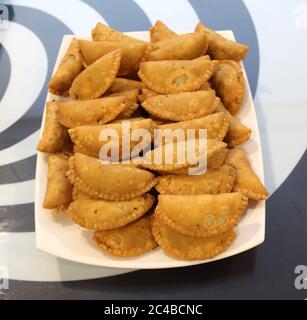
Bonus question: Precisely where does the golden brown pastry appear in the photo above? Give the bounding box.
[67,153,157,201]
[155,164,236,195]
[69,49,121,100]
[93,216,157,257]
[37,101,70,153]
[161,148,228,174]
[48,38,83,96]
[154,192,247,237]
[92,23,146,43]
[142,91,219,121]
[141,139,227,172]
[211,60,244,115]
[147,32,208,61]
[68,194,154,230]
[43,154,73,211]
[151,216,236,260]
[107,78,143,94]
[58,96,125,128]
[225,148,269,200]
[155,112,229,145]
[79,39,147,76]
[138,87,159,103]
[138,56,215,94]
[150,20,177,42]
[216,102,251,146]
[69,118,155,160]
[107,89,139,119]
[195,22,249,61]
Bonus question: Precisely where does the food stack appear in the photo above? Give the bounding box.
[37,21,268,261]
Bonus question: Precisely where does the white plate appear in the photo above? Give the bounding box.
[35,31,266,269]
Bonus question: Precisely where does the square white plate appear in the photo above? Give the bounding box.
[35,31,266,269]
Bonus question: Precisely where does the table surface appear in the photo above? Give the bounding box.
[0,0,307,300]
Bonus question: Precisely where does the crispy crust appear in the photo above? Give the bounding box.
[69,49,121,100]
[225,148,269,200]
[68,194,154,230]
[67,155,157,201]
[37,101,71,153]
[151,217,236,260]
[48,38,84,96]
[216,102,251,147]
[69,118,155,159]
[154,193,248,238]
[211,60,244,116]
[150,20,177,43]
[92,23,145,43]
[58,97,126,128]
[234,168,269,200]
[108,78,143,93]
[155,165,236,195]
[93,216,157,257]
[43,154,73,210]
[138,59,214,94]
[141,139,227,172]
[195,22,249,61]
[156,112,229,144]
[147,33,208,61]
[79,39,148,76]
[225,126,251,147]
[207,148,228,169]
[108,89,140,119]
[142,93,220,121]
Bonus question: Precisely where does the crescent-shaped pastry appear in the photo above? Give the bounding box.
[93,216,157,257]
[154,192,248,238]
[69,118,155,160]
[58,96,125,128]
[195,22,249,61]
[155,165,236,195]
[107,89,139,119]
[211,60,244,115]
[37,101,70,153]
[138,57,215,94]
[43,154,73,211]
[79,39,148,76]
[67,153,157,201]
[92,23,146,43]
[141,139,227,171]
[150,20,177,42]
[216,102,251,146]
[159,148,228,174]
[155,112,229,145]
[68,193,154,230]
[48,38,84,96]
[225,148,269,200]
[107,78,143,94]
[69,49,121,100]
[151,217,236,260]
[142,91,220,121]
[147,32,208,61]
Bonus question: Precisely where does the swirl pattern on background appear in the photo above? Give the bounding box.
[0,0,260,283]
